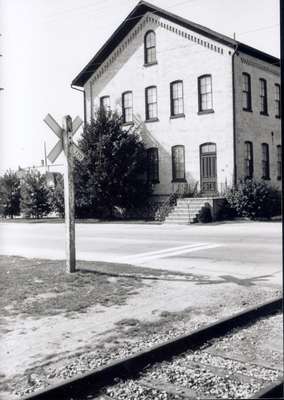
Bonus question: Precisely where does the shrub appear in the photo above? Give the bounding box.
[198,206,212,223]
[225,180,281,220]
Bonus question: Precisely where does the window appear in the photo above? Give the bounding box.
[275,84,281,118]
[277,145,282,180]
[145,86,158,120]
[259,79,268,115]
[261,143,270,179]
[244,141,253,179]
[170,81,184,117]
[172,145,185,181]
[122,91,133,123]
[100,96,110,111]
[198,75,213,112]
[242,73,252,111]
[147,148,159,182]
[144,31,156,65]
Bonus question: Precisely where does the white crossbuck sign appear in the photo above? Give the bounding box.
[44,114,84,163]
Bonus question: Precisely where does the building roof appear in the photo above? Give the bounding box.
[72,0,280,88]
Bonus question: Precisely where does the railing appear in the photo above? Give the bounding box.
[155,191,179,222]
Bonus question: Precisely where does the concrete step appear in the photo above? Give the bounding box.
[164,219,196,225]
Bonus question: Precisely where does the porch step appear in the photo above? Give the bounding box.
[164,197,212,225]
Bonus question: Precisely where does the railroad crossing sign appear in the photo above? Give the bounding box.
[44,114,84,273]
[44,114,84,163]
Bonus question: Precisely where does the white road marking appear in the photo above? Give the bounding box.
[124,243,208,259]
[122,243,223,263]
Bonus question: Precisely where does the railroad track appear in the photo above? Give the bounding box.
[23,297,283,400]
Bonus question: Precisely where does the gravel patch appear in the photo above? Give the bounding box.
[10,311,282,399]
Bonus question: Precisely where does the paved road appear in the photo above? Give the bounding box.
[0,221,282,286]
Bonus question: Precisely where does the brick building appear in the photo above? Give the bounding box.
[72,1,281,201]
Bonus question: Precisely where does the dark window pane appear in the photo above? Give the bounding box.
[172,146,185,180]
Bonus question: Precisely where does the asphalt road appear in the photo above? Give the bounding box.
[0,220,282,286]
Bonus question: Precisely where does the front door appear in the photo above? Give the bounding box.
[200,143,217,195]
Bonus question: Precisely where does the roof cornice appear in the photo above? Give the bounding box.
[72,0,280,87]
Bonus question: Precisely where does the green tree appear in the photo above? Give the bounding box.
[75,108,152,218]
[0,170,21,218]
[20,170,51,218]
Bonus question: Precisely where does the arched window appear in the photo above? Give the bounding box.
[259,79,268,115]
[275,84,281,118]
[244,141,253,178]
[172,145,185,181]
[261,143,270,179]
[198,75,213,112]
[100,95,110,111]
[122,91,133,123]
[147,148,159,183]
[170,81,184,117]
[144,31,156,65]
[242,73,252,111]
[145,86,158,120]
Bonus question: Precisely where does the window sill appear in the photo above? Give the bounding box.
[243,108,253,113]
[198,109,214,115]
[145,118,159,123]
[170,113,185,120]
[172,179,187,183]
[260,112,269,116]
[122,121,134,127]
[144,61,158,67]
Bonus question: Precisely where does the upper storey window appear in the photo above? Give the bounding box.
[259,79,268,115]
[275,84,281,118]
[122,91,133,123]
[145,86,158,121]
[144,31,157,65]
[198,75,213,113]
[170,81,184,117]
[242,73,252,111]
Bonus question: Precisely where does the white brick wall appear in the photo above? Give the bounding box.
[84,13,237,195]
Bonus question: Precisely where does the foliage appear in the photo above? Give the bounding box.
[0,170,21,218]
[20,170,52,218]
[225,179,281,220]
[74,108,152,218]
[50,173,65,218]
[215,201,237,221]
[197,206,212,223]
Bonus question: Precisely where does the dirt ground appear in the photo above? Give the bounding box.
[0,255,282,399]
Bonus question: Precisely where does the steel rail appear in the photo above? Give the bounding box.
[22,296,282,400]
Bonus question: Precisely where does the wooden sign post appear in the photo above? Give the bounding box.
[63,116,76,273]
[44,113,84,273]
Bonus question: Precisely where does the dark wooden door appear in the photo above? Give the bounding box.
[200,143,217,194]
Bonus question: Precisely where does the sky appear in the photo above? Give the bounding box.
[0,0,280,173]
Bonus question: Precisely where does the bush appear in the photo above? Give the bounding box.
[225,180,281,220]
[198,206,212,223]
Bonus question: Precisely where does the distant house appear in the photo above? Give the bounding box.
[72,1,281,200]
